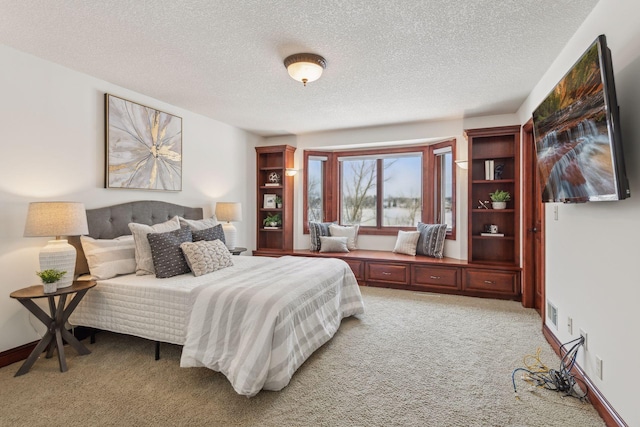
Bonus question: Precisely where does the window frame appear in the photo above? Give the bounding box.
[303,139,456,238]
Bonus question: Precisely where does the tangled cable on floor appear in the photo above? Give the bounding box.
[512,336,588,401]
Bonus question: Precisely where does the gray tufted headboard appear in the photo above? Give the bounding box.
[70,200,203,276]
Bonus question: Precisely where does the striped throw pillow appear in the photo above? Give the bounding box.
[309,222,332,251]
[80,235,136,280]
[416,223,447,258]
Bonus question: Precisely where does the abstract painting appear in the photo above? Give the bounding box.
[106,94,182,191]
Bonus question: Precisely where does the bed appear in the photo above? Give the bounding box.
[68,201,364,396]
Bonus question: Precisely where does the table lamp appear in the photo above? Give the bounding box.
[24,202,89,289]
[215,202,242,249]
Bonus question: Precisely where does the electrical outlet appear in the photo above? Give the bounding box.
[567,317,573,334]
[547,301,558,328]
[595,356,603,380]
[580,329,588,351]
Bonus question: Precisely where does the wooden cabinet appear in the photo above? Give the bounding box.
[465,126,520,267]
[366,262,410,285]
[412,265,460,292]
[254,145,296,256]
[463,268,520,297]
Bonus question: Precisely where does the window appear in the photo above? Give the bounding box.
[304,139,455,237]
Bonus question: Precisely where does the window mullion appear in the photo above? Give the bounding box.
[376,158,383,229]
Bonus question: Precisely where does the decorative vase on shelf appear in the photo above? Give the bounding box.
[492,202,507,210]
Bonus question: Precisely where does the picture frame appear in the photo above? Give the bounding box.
[105,94,183,191]
[263,194,276,209]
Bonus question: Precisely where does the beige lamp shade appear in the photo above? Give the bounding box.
[24,202,89,289]
[24,202,89,237]
[215,202,242,249]
[215,202,242,223]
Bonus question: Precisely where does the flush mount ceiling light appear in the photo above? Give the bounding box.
[284,53,326,86]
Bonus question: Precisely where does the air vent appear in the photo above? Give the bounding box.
[547,300,558,328]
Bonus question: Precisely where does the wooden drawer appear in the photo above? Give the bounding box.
[412,266,460,290]
[366,262,409,285]
[343,259,364,281]
[464,269,519,295]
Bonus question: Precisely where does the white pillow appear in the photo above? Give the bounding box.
[80,235,136,280]
[128,216,181,275]
[392,230,421,256]
[319,236,350,253]
[179,216,218,231]
[329,224,359,250]
[180,239,233,277]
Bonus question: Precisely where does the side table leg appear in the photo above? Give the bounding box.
[15,333,54,377]
[54,328,67,372]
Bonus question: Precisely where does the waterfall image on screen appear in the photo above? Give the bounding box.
[532,38,619,203]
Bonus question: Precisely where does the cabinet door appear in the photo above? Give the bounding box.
[343,259,364,282]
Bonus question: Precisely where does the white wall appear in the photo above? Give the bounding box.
[0,45,262,353]
[265,114,520,260]
[516,0,640,424]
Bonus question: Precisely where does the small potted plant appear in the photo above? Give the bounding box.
[489,189,511,209]
[36,269,67,293]
[263,213,282,228]
[275,195,283,209]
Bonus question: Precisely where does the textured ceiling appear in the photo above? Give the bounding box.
[1,0,598,136]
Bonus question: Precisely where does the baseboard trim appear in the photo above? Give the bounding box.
[0,341,37,369]
[542,325,627,427]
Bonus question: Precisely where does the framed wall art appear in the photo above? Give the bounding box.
[105,94,182,191]
[263,194,276,209]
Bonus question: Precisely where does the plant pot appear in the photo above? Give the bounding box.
[269,222,278,227]
[42,282,57,294]
[276,203,282,209]
[492,202,507,209]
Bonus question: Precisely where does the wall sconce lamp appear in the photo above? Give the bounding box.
[24,202,89,289]
[284,53,327,86]
[454,160,469,169]
[285,168,298,177]
[215,202,242,249]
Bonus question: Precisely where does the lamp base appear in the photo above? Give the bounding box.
[39,239,76,289]
[221,222,237,249]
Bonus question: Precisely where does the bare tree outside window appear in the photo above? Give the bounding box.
[341,159,377,225]
[307,158,323,222]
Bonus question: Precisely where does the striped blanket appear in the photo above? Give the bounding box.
[180,256,364,396]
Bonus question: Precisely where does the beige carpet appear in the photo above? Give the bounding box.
[1,287,604,427]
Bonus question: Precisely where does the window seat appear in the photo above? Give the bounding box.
[290,249,521,301]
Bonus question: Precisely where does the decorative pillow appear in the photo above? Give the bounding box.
[179,216,218,231]
[180,239,234,277]
[392,230,421,256]
[192,224,226,244]
[128,216,181,275]
[416,223,448,258]
[319,236,350,253]
[147,227,193,278]
[80,235,136,280]
[309,222,333,251]
[329,224,359,250]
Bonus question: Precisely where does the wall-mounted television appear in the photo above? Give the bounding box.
[532,34,630,203]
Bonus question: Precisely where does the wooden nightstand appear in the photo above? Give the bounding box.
[10,280,96,376]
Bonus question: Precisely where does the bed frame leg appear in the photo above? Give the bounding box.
[155,341,160,360]
[90,331,96,344]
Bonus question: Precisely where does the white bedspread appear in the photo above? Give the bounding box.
[180,255,364,396]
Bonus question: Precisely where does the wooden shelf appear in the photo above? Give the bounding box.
[465,125,521,300]
[255,145,295,253]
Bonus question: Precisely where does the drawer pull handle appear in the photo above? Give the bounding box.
[430,276,441,279]
[484,280,496,284]
[382,272,392,275]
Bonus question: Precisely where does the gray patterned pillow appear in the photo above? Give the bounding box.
[309,222,332,251]
[147,227,193,278]
[128,216,181,275]
[180,240,234,277]
[192,224,226,244]
[416,223,448,258]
